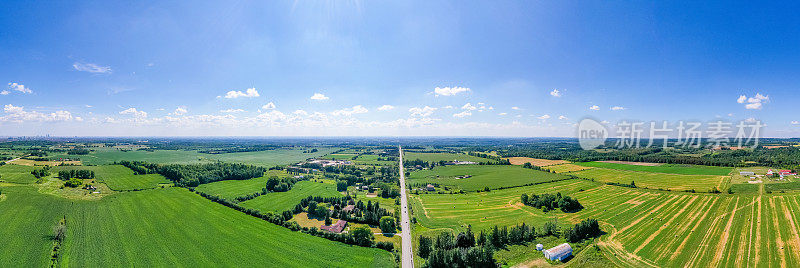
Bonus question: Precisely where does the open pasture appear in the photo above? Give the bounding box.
[241,180,341,212]
[0,186,392,267]
[82,147,335,166]
[404,152,490,163]
[412,177,800,267]
[572,168,725,191]
[0,164,37,184]
[407,165,569,191]
[506,157,569,166]
[574,161,733,176]
[88,165,170,191]
[195,170,291,199]
[207,147,338,166]
[544,163,593,173]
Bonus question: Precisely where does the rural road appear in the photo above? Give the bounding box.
[398,146,414,268]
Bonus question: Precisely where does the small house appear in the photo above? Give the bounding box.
[427,184,435,191]
[342,205,355,213]
[543,243,572,261]
[320,220,348,233]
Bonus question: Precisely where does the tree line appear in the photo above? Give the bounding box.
[118,160,266,187]
[521,192,583,213]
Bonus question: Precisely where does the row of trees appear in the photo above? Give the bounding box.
[564,219,602,243]
[521,192,583,212]
[57,169,95,180]
[418,227,496,268]
[118,160,266,187]
[31,167,51,179]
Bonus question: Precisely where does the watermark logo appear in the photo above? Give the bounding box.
[578,118,608,150]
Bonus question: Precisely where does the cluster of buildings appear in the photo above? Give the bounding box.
[742,169,797,183]
[307,159,352,167]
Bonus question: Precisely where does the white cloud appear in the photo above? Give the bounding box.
[223,88,260,99]
[378,105,395,111]
[220,109,245,113]
[453,111,472,118]
[331,105,368,116]
[537,114,551,120]
[462,103,477,111]
[589,105,600,111]
[550,89,561,97]
[511,106,521,110]
[610,106,626,111]
[310,93,329,100]
[791,121,799,125]
[433,86,470,96]
[744,117,758,123]
[738,93,769,110]
[119,108,148,118]
[262,102,276,110]
[171,107,187,116]
[7,83,33,94]
[72,62,112,74]
[558,115,568,120]
[498,112,508,116]
[0,90,9,95]
[409,106,437,117]
[1,104,73,122]
[85,105,93,108]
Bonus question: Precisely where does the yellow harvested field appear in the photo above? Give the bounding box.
[507,157,569,166]
[11,159,82,166]
[545,163,594,173]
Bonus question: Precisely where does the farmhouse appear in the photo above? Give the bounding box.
[780,170,797,176]
[320,220,347,233]
[767,169,774,176]
[543,243,572,261]
[342,205,355,213]
[427,184,435,191]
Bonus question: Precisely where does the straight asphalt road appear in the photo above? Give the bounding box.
[398,146,414,268]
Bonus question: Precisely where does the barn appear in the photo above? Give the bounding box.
[543,243,572,261]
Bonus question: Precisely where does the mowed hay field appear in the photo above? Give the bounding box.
[572,168,726,191]
[195,170,291,199]
[506,157,569,166]
[241,180,342,212]
[411,178,800,267]
[81,147,337,166]
[407,165,569,191]
[544,163,594,173]
[0,164,37,184]
[574,161,733,176]
[403,152,491,163]
[0,186,393,267]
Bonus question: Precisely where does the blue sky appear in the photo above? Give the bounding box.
[2,1,800,137]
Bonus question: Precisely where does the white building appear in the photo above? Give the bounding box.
[543,243,572,261]
[740,171,755,176]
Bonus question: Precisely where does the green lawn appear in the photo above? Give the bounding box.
[241,180,342,212]
[573,161,733,176]
[91,165,170,191]
[407,165,569,191]
[403,152,490,163]
[0,186,393,267]
[0,164,37,184]
[195,170,291,199]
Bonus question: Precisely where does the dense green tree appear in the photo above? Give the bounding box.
[379,216,396,233]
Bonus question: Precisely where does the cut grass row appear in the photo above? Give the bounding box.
[573,161,733,176]
[571,168,725,191]
[407,165,570,192]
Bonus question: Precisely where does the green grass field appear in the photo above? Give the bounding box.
[195,170,292,199]
[407,165,569,191]
[241,180,342,212]
[574,161,733,176]
[0,164,37,184]
[0,186,393,267]
[572,168,725,191]
[403,152,490,163]
[81,147,336,166]
[90,165,171,191]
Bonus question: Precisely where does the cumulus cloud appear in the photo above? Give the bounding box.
[453,111,472,118]
[558,115,568,120]
[409,106,437,117]
[1,104,73,122]
[378,105,395,111]
[223,88,260,99]
[72,62,112,74]
[462,103,477,111]
[589,105,600,111]
[7,83,33,94]
[610,106,626,111]
[171,107,187,116]
[433,86,470,96]
[511,107,521,110]
[537,114,551,120]
[550,89,561,97]
[498,112,508,116]
[0,90,9,95]
[310,93,329,100]
[792,121,799,125]
[443,105,454,109]
[220,109,245,113]
[738,93,769,110]
[262,102,276,110]
[119,108,148,118]
[331,105,368,116]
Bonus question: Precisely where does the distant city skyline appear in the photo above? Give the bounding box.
[2,1,800,137]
